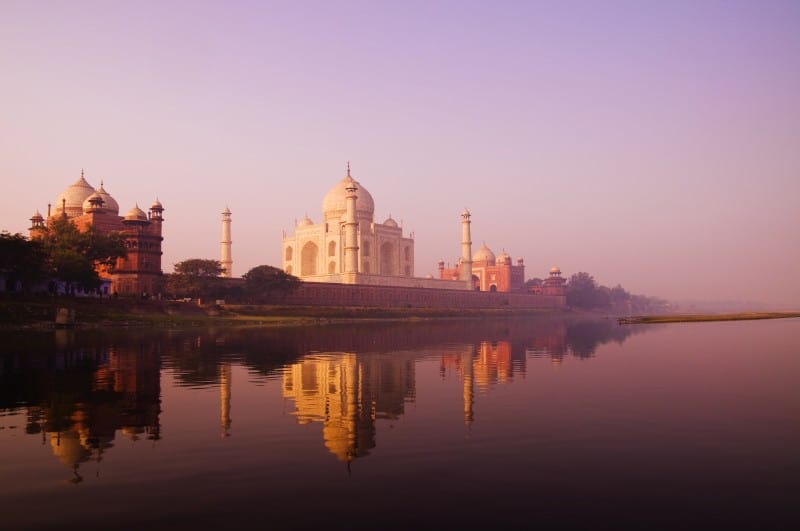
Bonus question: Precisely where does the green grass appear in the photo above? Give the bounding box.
[0,296,565,329]
[619,312,800,325]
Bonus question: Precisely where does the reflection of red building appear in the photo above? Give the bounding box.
[439,244,525,292]
[24,342,161,483]
[29,170,165,296]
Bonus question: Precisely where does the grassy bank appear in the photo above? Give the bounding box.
[0,296,567,329]
[619,312,800,325]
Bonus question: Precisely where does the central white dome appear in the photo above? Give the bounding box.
[322,174,375,222]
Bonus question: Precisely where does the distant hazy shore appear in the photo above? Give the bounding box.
[619,312,800,325]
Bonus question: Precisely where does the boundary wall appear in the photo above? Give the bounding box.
[280,281,565,309]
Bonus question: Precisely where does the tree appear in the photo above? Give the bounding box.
[0,232,48,292]
[242,265,300,302]
[40,218,126,293]
[166,259,225,300]
[566,272,598,309]
[174,259,224,277]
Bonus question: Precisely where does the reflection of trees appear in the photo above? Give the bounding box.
[566,319,641,359]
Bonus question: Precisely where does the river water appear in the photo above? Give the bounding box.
[1,316,798,530]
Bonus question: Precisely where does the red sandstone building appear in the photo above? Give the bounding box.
[29,171,164,296]
[438,243,527,292]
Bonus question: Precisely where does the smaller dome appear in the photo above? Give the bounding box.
[83,192,105,212]
[550,266,561,275]
[496,250,511,265]
[384,216,398,228]
[30,210,43,221]
[297,214,314,227]
[473,243,496,264]
[151,199,164,210]
[94,183,119,214]
[123,204,148,222]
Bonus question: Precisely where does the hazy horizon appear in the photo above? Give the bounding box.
[2,1,798,309]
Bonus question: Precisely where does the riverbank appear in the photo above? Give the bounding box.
[0,296,572,329]
[618,312,800,325]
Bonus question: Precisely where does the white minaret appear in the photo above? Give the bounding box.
[343,163,360,274]
[460,208,473,286]
[221,206,233,278]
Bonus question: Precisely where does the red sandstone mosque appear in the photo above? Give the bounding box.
[29,170,164,296]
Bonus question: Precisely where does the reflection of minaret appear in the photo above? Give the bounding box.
[219,362,232,437]
[462,347,474,426]
[460,209,473,286]
[221,207,233,278]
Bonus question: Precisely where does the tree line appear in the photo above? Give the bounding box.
[563,271,670,314]
[1,219,126,294]
[163,258,299,303]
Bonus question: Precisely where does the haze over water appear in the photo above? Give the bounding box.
[2,1,799,308]
[1,316,798,530]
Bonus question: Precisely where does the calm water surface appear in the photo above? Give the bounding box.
[1,317,798,530]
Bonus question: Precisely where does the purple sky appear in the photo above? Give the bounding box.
[2,0,798,308]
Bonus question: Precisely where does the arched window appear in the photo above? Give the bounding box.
[404,246,410,260]
[380,242,395,275]
[363,261,370,274]
[286,265,293,275]
[301,242,319,276]
[363,240,371,257]
[285,246,293,261]
[328,241,336,257]
[328,261,336,274]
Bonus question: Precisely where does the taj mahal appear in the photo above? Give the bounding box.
[280,163,565,297]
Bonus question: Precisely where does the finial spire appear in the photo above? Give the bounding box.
[346,161,351,177]
[81,168,85,179]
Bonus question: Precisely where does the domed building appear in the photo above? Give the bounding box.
[439,241,526,292]
[282,164,417,282]
[29,170,164,297]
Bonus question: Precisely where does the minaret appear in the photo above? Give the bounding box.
[343,163,359,274]
[460,208,473,286]
[220,207,232,278]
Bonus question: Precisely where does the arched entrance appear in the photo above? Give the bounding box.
[301,241,319,276]
[380,242,396,275]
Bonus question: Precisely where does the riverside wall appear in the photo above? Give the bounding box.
[279,281,565,309]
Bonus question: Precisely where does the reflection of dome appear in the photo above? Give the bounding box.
[384,216,398,228]
[123,204,148,222]
[95,183,120,214]
[473,243,496,264]
[322,173,375,222]
[54,173,95,217]
[297,214,314,227]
